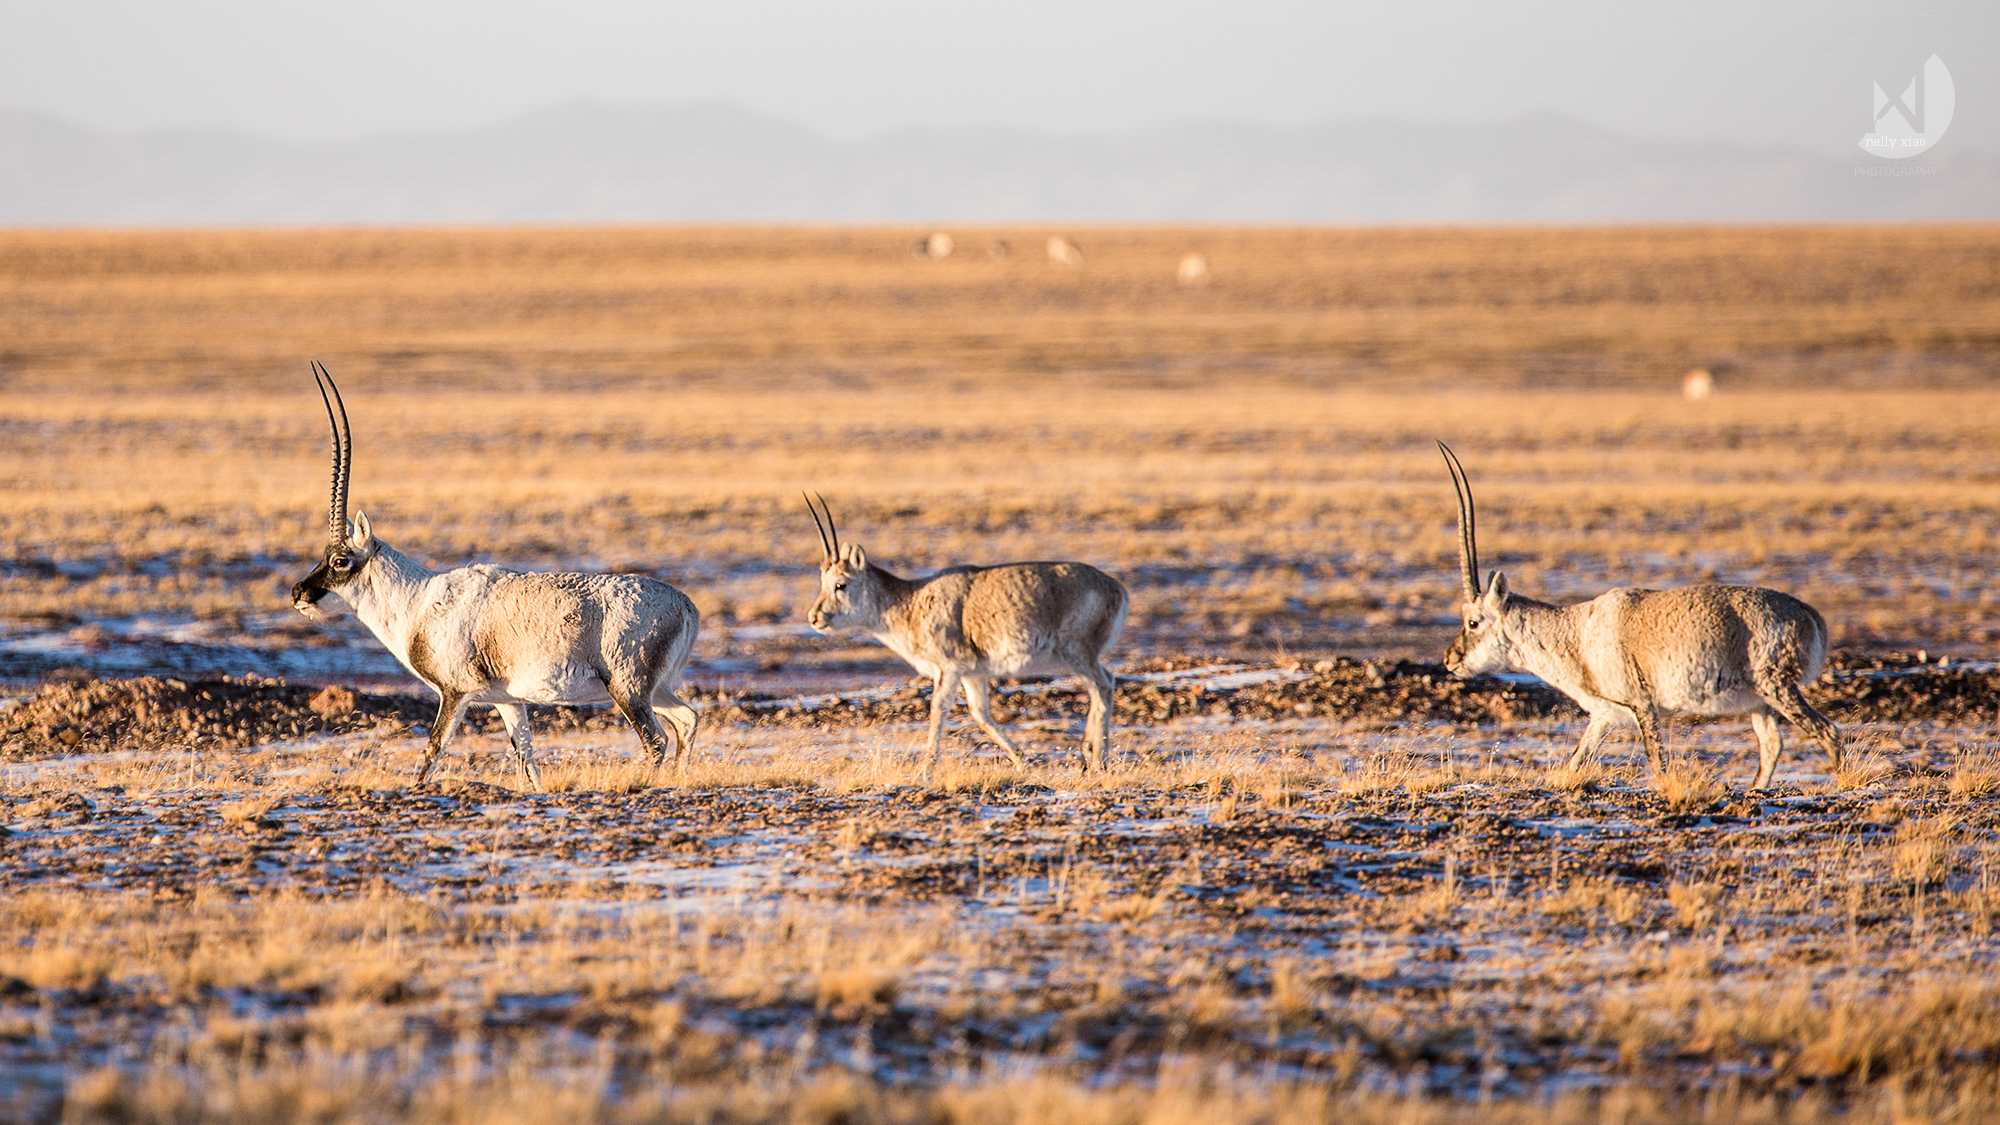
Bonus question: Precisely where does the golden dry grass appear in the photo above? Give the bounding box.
[1,226,1997,664]
[3,715,1999,1120]
[3,225,1996,394]
[5,227,2000,1123]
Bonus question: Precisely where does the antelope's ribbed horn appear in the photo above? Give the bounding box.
[312,362,351,548]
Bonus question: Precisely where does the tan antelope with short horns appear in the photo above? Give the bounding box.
[802,494,1128,777]
[289,363,702,789]
[1436,443,1843,790]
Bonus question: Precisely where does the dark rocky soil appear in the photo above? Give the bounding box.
[3,651,1991,761]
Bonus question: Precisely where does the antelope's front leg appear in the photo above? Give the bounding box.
[923,669,962,780]
[416,691,474,786]
[1565,713,1616,771]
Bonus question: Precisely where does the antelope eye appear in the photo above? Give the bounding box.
[834,581,847,592]
[330,554,352,570]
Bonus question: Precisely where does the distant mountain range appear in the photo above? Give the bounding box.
[3,101,1994,225]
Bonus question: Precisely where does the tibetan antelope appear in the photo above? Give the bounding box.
[802,495,1128,776]
[288,364,701,789]
[1437,443,1842,790]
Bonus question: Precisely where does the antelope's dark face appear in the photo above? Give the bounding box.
[808,544,884,632]
[291,515,376,620]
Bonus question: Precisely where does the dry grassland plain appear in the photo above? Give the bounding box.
[1,226,1998,1122]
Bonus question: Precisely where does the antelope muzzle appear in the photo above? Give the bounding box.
[291,560,333,612]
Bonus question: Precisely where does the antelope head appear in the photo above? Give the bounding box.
[803,493,884,632]
[291,363,379,620]
[1439,442,1513,676]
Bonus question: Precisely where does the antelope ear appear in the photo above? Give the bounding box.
[1484,570,1509,609]
[841,543,867,569]
[349,511,375,552]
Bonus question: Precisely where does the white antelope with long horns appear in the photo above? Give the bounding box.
[802,495,1128,777]
[289,364,702,789]
[1436,443,1843,790]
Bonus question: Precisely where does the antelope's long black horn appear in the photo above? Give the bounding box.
[1437,441,1480,599]
[313,362,351,548]
[804,491,832,559]
[815,492,840,558]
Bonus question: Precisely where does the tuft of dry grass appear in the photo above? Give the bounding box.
[1655,757,1726,814]
[1948,746,2000,800]
[1668,882,1724,930]
[6,943,113,991]
[814,964,900,1017]
[218,794,277,827]
[1892,816,1959,886]
[1268,958,1317,1021]
[1097,889,1170,925]
[1543,878,1648,928]
[1834,748,1901,791]
[1543,761,1607,793]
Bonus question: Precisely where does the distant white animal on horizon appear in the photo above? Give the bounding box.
[1683,369,1715,399]
[1436,443,1842,790]
[1047,236,1084,268]
[289,364,702,790]
[801,494,1127,778]
[1177,253,1209,285]
[925,232,954,259]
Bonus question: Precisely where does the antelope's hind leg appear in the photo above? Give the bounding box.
[607,677,678,774]
[1079,662,1117,773]
[1748,709,1784,791]
[1630,703,1668,773]
[416,691,474,787]
[1760,676,1844,778]
[495,703,544,792]
[650,685,700,774]
[961,677,1026,770]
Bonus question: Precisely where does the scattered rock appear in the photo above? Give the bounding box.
[310,685,358,721]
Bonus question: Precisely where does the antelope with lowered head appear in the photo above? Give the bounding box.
[1436,443,1842,790]
[802,495,1128,777]
[289,364,702,789]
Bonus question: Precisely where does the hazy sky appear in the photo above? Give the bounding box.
[3,0,1992,154]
